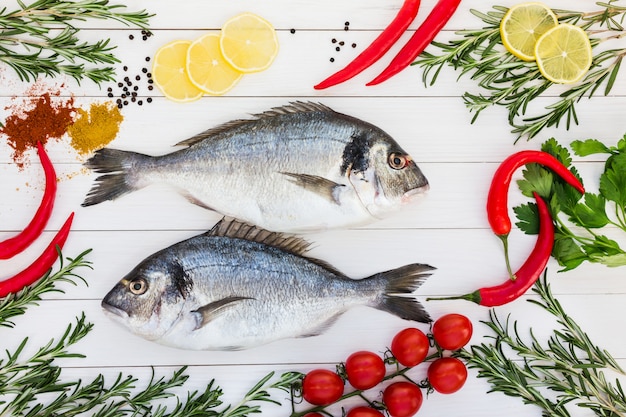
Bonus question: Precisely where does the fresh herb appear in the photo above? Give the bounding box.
[0,248,92,327]
[0,250,301,416]
[514,135,626,270]
[0,0,153,85]
[460,273,626,417]
[416,2,626,141]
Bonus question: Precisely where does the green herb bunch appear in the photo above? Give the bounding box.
[0,0,152,85]
[0,249,300,416]
[461,273,626,417]
[514,135,626,270]
[417,1,626,141]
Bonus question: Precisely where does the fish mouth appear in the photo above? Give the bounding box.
[101,300,129,320]
[402,183,430,203]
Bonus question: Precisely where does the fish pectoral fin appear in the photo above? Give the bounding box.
[280,172,345,205]
[191,296,254,330]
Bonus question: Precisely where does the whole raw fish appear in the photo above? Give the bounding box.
[102,218,435,350]
[82,102,428,233]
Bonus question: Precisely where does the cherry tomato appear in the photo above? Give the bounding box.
[432,313,473,351]
[302,369,344,406]
[382,381,423,417]
[346,406,385,417]
[427,357,468,394]
[345,351,386,390]
[390,328,429,367]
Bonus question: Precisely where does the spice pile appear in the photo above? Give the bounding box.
[1,86,125,167]
[68,102,124,156]
[0,92,75,168]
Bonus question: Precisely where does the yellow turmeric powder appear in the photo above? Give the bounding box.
[68,102,124,155]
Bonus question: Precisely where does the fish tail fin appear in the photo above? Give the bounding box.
[372,263,435,323]
[81,148,150,207]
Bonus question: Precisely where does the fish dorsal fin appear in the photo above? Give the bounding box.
[174,101,336,147]
[207,217,313,256]
[252,101,335,118]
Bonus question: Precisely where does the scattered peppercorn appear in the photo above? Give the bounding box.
[290,28,296,34]
[104,32,155,109]
[327,21,357,64]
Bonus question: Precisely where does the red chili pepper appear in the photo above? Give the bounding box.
[0,142,57,259]
[487,150,584,278]
[314,0,421,90]
[367,0,462,86]
[0,212,74,298]
[428,192,553,306]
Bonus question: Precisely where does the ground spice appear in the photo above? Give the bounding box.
[0,92,75,168]
[67,102,124,156]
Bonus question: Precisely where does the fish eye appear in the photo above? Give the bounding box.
[129,278,148,295]
[388,153,409,170]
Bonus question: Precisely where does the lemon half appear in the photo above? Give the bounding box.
[500,2,558,61]
[535,23,592,84]
[220,12,279,73]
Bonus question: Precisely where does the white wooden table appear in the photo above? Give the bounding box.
[1,0,625,415]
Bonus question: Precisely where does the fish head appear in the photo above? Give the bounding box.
[345,131,429,219]
[101,257,191,341]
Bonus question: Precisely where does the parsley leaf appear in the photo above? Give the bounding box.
[517,164,553,198]
[571,193,610,229]
[542,137,573,167]
[514,202,539,235]
[571,139,612,156]
[599,153,626,210]
[553,234,588,271]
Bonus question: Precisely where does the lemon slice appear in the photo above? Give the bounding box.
[152,40,204,102]
[220,13,279,73]
[500,2,558,61]
[535,23,592,84]
[187,33,244,95]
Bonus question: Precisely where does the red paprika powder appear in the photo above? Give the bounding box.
[1,92,75,168]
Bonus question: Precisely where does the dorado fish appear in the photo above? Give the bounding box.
[102,218,435,350]
[82,102,428,233]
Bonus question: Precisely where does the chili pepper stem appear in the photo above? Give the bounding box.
[498,234,517,281]
[426,291,481,305]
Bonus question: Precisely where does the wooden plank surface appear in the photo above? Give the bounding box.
[1,0,625,415]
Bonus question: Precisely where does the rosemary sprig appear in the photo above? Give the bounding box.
[416,1,626,141]
[0,0,153,85]
[0,248,92,328]
[460,272,626,417]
